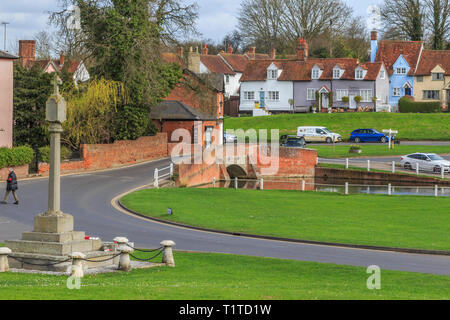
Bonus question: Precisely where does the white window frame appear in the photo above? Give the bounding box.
[360,89,373,102]
[355,69,364,80]
[379,70,385,79]
[267,91,280,101]
[432,73,444,81]
[243,91,255,101]
[225,75,230,84]
[423,90,440,100]
[267,69,278,80]
[312,68,320,79]
[393,87,401,97]
[396,67,407,75]
[333,68,341,79]
[336,89,348,101]
[307,88,317,101]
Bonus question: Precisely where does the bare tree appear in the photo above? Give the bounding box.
[424,0,450,49]
[34,31,56,59]
[381,0,424,41]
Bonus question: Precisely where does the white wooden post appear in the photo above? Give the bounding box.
[388,183,392,196]
[392,161,396,173]
[302,180,306,191]
[345,158,349,169]
[260,178,264,190]
[154,168,159,188]
[441,166,445,179]
[170,163,174,178]
[435,185,438,197]
[234,177,238,189]
[367,160,370,172]
[345,182,349,195]
[212,177,216,188]
[416,163,419,175]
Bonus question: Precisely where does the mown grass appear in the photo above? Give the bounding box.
[0,251,448,300]
[310,145,450,158]
[224,113,450,141]
[121,188,450,251]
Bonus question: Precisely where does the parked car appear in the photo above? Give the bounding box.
[350,129,394,143]
[224,132,238,144]
[280,135,306,148]
[296,126,341,143]
[400,153,450,173]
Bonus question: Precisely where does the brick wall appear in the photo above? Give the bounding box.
[0,165,29,180]
[38,134,168,175]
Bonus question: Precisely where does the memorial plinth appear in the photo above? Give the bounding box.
[5,80,119,272]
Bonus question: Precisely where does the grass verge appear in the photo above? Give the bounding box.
[121,188,450,251]
[0,251,448,299]
[310,145,450,158]
[224,113,450,141]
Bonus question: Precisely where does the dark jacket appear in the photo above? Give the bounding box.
[6,172,18,191]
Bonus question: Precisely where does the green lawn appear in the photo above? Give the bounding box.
[224,113,450,141]
[310,145,450,158]
[121,188,450,251]
[0,251,448,300]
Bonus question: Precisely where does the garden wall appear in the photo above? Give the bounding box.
[0,164,29,180]
[38,133,168,175]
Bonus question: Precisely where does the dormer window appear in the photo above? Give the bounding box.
[432,73,444,81]
[396,67,407,75]
[333,67,341,79]
[312,68,320,79]
[267,69,278,80]
[355,68,364,80]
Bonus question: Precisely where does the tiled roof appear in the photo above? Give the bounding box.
[161,52,186,68]
[0,51,18,59]
[375,40,423,75]
[240,58,382,82]
[200,55,235,75]
[219,53,250,73]
[415,50,450,75]
[150,100,216,121]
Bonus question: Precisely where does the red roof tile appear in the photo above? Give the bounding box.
[161,52,186,68]
[375,40,423,75]
[200,55,235,75]
[219,53,250,73]
[415,50,450,75]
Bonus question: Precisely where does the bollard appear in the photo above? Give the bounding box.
[160,240,176,267]
[392,161,396,173]
[345,182,349,195]
[345,158,349,169]
[416,163,419,175]
[114,237,133,272]
[302,180,306,191]
[260,178,264,190]
[0,247,12,272]
[154,168,159,188]
[367,160,370,172]
[435,185,438,197]
[70,252,86,278]
[234,177,238,189]
[388,183,392,196]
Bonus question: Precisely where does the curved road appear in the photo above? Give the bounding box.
[1,158,449,276]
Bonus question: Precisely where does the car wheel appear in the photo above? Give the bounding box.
[404,162,412,170]
[434,166,442,174]
[326,137,332,144]
[354,137,361,143]
[380,136,387,143]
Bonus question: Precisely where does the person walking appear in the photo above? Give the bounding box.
[2,168,19,205]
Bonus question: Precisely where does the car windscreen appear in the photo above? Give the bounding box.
[428,154,444,161]
[323,128,331,133]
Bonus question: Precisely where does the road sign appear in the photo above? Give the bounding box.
[383,129,398,149]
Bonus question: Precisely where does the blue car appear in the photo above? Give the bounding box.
[350,129,394,143]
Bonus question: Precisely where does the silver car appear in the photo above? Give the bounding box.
[400,153,450,173]
[224,132,238,144]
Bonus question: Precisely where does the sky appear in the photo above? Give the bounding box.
[0,0,383,53]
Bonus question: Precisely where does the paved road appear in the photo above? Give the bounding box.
[1,159,449,275]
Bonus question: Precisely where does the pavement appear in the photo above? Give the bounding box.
[1,158,449,276]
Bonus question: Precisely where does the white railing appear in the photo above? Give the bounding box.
[154,163,174,188]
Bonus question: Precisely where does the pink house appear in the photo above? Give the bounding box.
[0,51,18,148]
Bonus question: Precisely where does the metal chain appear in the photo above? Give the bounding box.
[8,256,72,266]
[80,253,122,263]
[130,249,163,262]
[125,243,163,253]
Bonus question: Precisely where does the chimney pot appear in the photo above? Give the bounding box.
[227,44,233,54]
[202,44,208,55]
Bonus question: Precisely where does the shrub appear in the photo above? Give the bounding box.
[342,96,349,103]
[0,146,34,169]
[38,146,71,163]
[398,96,440,113]
[354,96,362,103]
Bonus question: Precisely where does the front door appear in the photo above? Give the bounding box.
[447,90,450,109]
[321,93,328,111]
[405,87,412,96]
[349,94,356,109]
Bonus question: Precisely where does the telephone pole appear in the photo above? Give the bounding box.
[1,22,9,51]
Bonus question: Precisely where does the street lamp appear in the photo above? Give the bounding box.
[1,22,9,51]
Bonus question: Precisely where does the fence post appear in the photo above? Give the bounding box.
[367,160,370,172]
[0,247,11,272]
[345,182,349,195]
[154,168,159,188]
[435,185,438,197]
[441,166,445,179]
[170,163,174,178]
[234,177,238,189]
[212,177,216,188]
[345,158,349,169]
[416,163,419,175]
[392,161,396,173]
[388,183,392,196]
[114,237,133,272]
[260,178,264,190]
[160,240,176,267]
[302,180,306,191]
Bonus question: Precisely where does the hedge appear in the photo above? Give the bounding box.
[399,96,441,113]
[0,146,35,169]
[38,146,71,163]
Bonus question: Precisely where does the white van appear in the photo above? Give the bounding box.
[297,126,342,143]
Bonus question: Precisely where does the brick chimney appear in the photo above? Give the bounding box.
[371,30,378,41]
[59,53,65,67]
[202,44,208,55]
[187,46,200,73]
[248,46,256,59]
[297,38,308,61]
[227,44,233,54]
[19,40,36,67]
[370,31,378,63]
[177,46,184,57]
[270,48,276,59]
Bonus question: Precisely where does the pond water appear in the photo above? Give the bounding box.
[213,178,450,197]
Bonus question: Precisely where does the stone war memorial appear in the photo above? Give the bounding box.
[4,80,122,272]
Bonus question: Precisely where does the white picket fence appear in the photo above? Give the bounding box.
[153,163,174,188]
